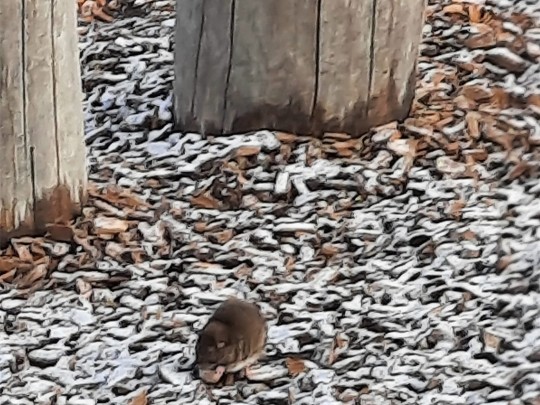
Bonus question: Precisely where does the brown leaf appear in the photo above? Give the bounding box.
[46,224,74,242]
[234,146,261,158]
[0,257,20,273]
[286,357,306,377]
[190,192,221,209]
[129,390,148,405]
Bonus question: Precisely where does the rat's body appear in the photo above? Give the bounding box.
[195,297,267,384]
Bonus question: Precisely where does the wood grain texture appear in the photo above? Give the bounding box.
[222,0,318,134]
[0,0,87,247]
[173,0,426,136]
[192,0,233,135]
[367,0,426,126]
[173,0,204,130]
[317,0,374,134]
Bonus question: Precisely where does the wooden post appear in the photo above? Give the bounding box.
[173,0,426,137]
[0,1,87,247]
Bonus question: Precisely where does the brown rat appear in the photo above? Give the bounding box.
[195,297,267,384]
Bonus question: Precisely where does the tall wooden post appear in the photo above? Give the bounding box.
[0,1,87,247]
[173,0,426,136]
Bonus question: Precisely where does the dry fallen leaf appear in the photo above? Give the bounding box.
[0,258,19,273]
[286,357,306,377]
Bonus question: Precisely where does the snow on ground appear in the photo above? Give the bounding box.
[1,0,540,404]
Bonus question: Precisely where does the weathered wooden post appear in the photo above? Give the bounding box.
[173,0,426,136]
[0,1,87,247]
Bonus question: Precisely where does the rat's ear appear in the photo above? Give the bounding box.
[217,341,226,349]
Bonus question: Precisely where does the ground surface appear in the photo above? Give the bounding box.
[1,0,540,404]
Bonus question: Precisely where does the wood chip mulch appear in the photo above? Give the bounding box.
[1,0,539,404]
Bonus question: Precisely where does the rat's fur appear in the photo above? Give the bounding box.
[195,297,267,382]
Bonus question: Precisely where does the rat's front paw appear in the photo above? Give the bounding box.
[199,366,225,384]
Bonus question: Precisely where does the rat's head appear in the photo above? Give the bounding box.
[196,320,234,369]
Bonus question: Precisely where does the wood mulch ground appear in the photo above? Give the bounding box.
[1,1,539,404]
